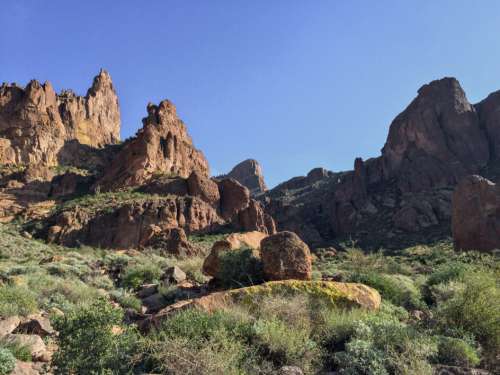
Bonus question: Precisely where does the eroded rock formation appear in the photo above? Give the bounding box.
[0,70,120,167]
[95,100,209,191]
[219,159,267,194]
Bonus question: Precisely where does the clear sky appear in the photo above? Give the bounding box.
[1,1,500,187]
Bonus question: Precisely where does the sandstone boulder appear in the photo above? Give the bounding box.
[147,281,381,329]
[260,231,312,281]
[452,175,500,252]
[202,231,268,277]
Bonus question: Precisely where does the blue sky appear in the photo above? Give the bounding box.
[1,1,500,187]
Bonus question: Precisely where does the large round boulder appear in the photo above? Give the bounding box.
[202,231,268,277]
[260,231,312,281]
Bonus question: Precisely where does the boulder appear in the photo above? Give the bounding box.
[3,334,46,361]
[161,266,186,285]
[202,231,268,277]
[218,178,250,220]
[260,231,312,281]
[146,281,381,329]
[0,316,21,337]
[187,171,220,206]
[452,175,500,252]
[12,361,41,375]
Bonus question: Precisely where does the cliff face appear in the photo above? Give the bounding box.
[0,70,120,168]
[263,77,500,249]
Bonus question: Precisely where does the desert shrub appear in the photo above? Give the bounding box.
[0,348,15,375]
[52,298,139,374]
[436,271,500,355]
[144,331,254,375]
[144,309,257,374]
[121,263,162,289]
[313,307,369,352]
[423,261,471,302]
[253,317,321,372]
[0,338,32,361]
[435,336,480,367]
[335,338,388,375]
[0,285,38,316]
[427,280,464,304]
[348,272,425,309]
[334,317,437,375]
[217,247,265,288]
[173,255,208,284]
[110,290,142,312]
[26,274,102,312]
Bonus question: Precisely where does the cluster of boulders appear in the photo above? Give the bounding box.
[203,230,313,281]
[45,173,275,254]
[0,314,56,374]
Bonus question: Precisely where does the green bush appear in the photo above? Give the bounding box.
[436,336,480,367]
[217,247,265,288]
[348,272,425,310]
[436,272,500,355]
[110,290,142,312]
[121,263,162,289]
[0,285,38,317]
[145,309,258,374]
[0,348,15,375]
[0,339,32,362]
[335,338,388,375]
[52,298,139,374]
[253,318,321,372]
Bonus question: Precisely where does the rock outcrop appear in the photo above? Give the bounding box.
[218,159,267,194]
[145,281,381,329]
[263,77,500,249]
[452,175,500,252]
[95,100,209,191]
[0,69,120,167]
[381,77,489,192]
[260,231,312,281]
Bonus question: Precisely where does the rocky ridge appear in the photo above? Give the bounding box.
[263,77,500,249]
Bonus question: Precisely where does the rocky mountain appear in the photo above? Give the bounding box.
[217,159,267,195]
[263,77,500,249]
[0,69,120,167]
